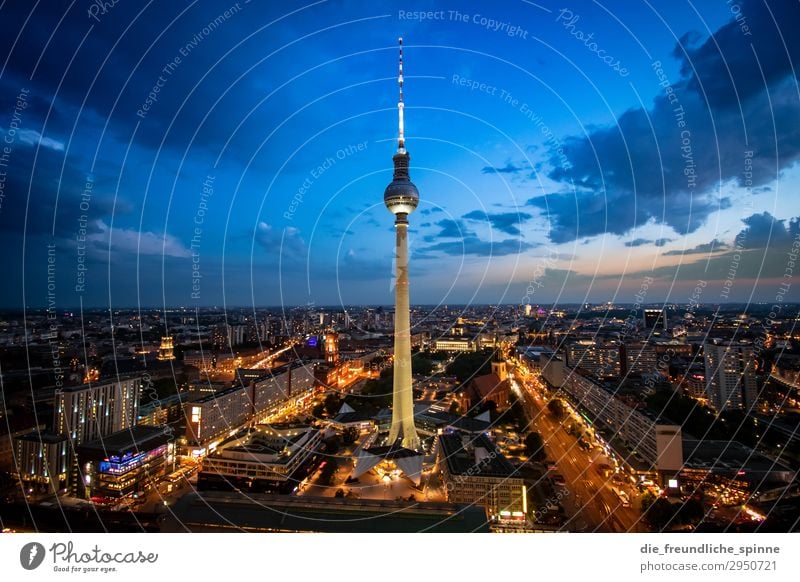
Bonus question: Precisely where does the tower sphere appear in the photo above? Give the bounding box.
[384,155,419,215]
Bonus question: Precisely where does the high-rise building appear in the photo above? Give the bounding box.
[643,308,667,332]
[54,375,143,491]
[55,376,142,447]
[385,38,420,450]
[703,342,758,411]
[566,340,620,377]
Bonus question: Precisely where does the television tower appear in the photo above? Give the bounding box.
[385,37,420,450]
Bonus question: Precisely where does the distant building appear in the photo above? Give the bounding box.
[566,340,620,377]
[642,308,667,331]
[703,342,758,411]
[433,338,475,352]
[157,336,175,361]
[183,350,213,372]
[437,432,526,520]
[622,341,659,376]
[324,332,339,365]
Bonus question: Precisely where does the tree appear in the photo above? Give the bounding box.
[312,403,325,418]
[547,398,566,419]
[644,498,676,531]
[448,401,460,416]
[319,458,339,485]
[411,355,434,376]
[524,432,546,460]
[445,349,495,383]
[342,427,359,445]
[324,393,342,416]
[640,491,657,513]
[676,497,705,525]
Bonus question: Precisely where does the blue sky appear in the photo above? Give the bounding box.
[0,0,798,309]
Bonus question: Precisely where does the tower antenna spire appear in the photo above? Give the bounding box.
[397,36,405,152]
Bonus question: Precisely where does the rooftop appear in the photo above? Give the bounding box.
[80,425,171,457]
[162,491,490,533]
[438,432,518,479]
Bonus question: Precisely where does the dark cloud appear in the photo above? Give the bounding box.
[419,207,444,216]
[463,210,534,236]
[254,222,307,262]
[532,0,800,243]
[417,218,533,257]
[419,235,533,258]
[625,237,672,248]
[423,218,472,242]
[481,163,526,174]
[734,212,800,250]
[663,238,728,256]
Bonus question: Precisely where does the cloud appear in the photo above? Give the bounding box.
[482,163,526,174]
[734,212,800,249]
[255,222,307,261]
[420,235,534,257]
[88,219,191,258]
[531,0,800,243]
[423,218,473,242]
[463,210,534,236]
[663,238,728,256]
[16,128,65,151]
[625,238,652,248]
[419,207,444,216]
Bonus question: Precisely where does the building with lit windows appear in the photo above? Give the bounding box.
[79,426,173,501]
[559,367,683,478]
[324,332,339,365]
[185,386,252,451]
[54,375,142,446]
[703,341,758,412]
[642,308,667,331]
[437,432,526,520]
[185,362,318,452]
[54,375,143,491]
[198,424,322,493]
[566,340,620,377]
[157,336,175,361]
[433,338,476,352]
[14,432,68,495]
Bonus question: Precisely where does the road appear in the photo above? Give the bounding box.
[513,370,647,532]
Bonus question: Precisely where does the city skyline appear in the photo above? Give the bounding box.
[0,1,798,310]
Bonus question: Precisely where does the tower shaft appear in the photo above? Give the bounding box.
[388,214,419,449]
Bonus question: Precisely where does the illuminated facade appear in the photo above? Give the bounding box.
[185,362,317,451]
[157,336,175,361]
[385,38,420,450]
[703,341,758,412]
[14,432,68,494]
[54,375,142,447]
[79,426,172,501]
[437,432,526,519]
[199,424,322,493]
